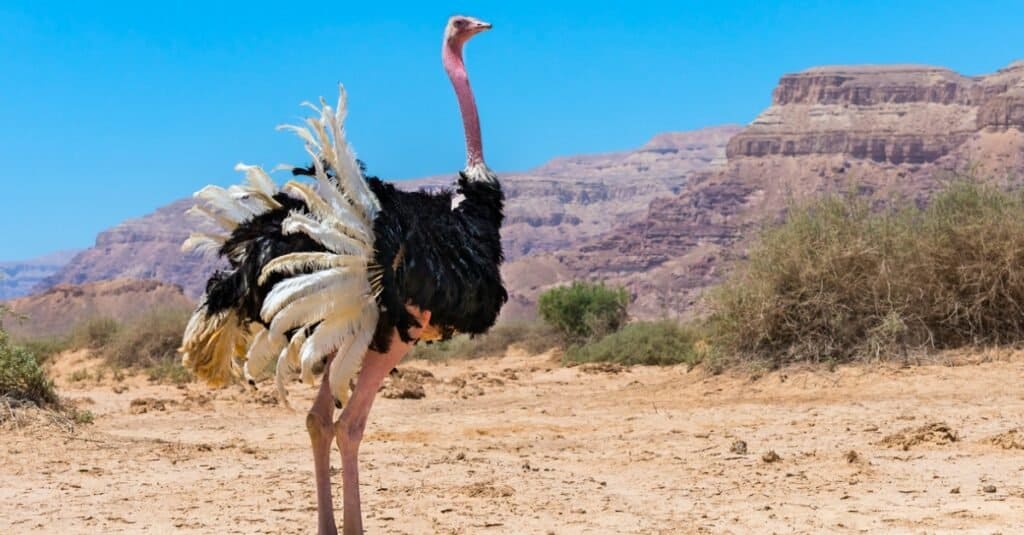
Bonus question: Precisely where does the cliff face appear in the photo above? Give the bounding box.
[38,199,225,300]
[497,126,739,258]
[38,126,740,299]
[728,63,1024,165]
[503,61,1024,319]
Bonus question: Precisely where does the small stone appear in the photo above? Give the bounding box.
[983,485,997,493]
[950,487,960,494]
[730,440,748,455]
[762,450,782,463]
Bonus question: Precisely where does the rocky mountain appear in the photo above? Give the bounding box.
[30,61,1024,322]
[504,61,1024,319]
[0,250,81,300]
[38,126,740,299]
[4,278,194,339]
[37,199,224,300]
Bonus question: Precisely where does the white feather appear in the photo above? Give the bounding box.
[259,252,367,286]
[327,302,378,401]
[281,213,371,256]
[234,162,279,200]
[332,89,379,216]
[299,309,371,393]
[270,296,365,342]
[243,328,285,384]
[261,268,361,321]
[275,330,307,409]
[186,205,238,232]
[277,124,319,151]
[194,185,256,223]
[182,232,229,255]
[281,181,333,221]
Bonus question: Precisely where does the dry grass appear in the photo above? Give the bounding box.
[17,308,194,384]
[99,309,190,369]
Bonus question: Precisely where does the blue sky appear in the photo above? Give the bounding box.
[1,1,1022,260]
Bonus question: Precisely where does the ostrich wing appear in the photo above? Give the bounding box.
[262,86,381,403]
[181,86,381,404]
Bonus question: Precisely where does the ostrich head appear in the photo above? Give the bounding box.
[444,15,492,49]
[443,15,495,181]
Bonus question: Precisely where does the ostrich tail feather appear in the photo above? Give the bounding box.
[179,305,251,387]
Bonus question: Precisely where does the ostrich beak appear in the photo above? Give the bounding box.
[469,18,492,33]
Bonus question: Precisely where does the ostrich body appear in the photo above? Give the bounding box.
[179,15,502,534]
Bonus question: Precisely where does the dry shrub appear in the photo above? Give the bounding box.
[879,422,959,450]
[70,316,121,350]
[101,308,190,368]
[710,180,1024,366]
[15,336,71,365]
[411,321,561,361]
[566,320,705,366]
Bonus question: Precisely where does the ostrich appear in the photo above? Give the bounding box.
[179,15,503,534]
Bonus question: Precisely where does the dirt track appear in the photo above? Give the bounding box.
[3,349,1024,534]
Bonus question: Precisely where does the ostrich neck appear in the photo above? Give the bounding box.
[443,42,484,169]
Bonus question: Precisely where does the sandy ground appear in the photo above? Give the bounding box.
[3,348,1024,534]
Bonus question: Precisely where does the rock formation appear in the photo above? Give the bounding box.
[26,61,1024,321]
[37,199,224,300]
[37,126,740,299]
[503,61,1024,319]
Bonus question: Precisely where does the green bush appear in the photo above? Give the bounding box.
[538,281,629,342]
[0,327,58,406]
[709,180,1024,366]
[566,320,706,366]
[411,321,561,361]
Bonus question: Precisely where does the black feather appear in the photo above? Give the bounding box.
[203,192,324,326]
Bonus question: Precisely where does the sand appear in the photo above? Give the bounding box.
[2,348,1024,534]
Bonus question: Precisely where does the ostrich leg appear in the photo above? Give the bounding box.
[336,309,429,535]
[307,353,339,535]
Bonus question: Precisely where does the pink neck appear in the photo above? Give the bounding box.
[443,39,484,168]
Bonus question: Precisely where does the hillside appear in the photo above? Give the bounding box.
[503,61,1024,318]
[4,278,194,339]
[38,126,740,299]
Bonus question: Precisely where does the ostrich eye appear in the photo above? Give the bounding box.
[455,19,468,28]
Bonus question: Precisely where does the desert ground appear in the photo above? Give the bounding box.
[2,348,1024,534]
